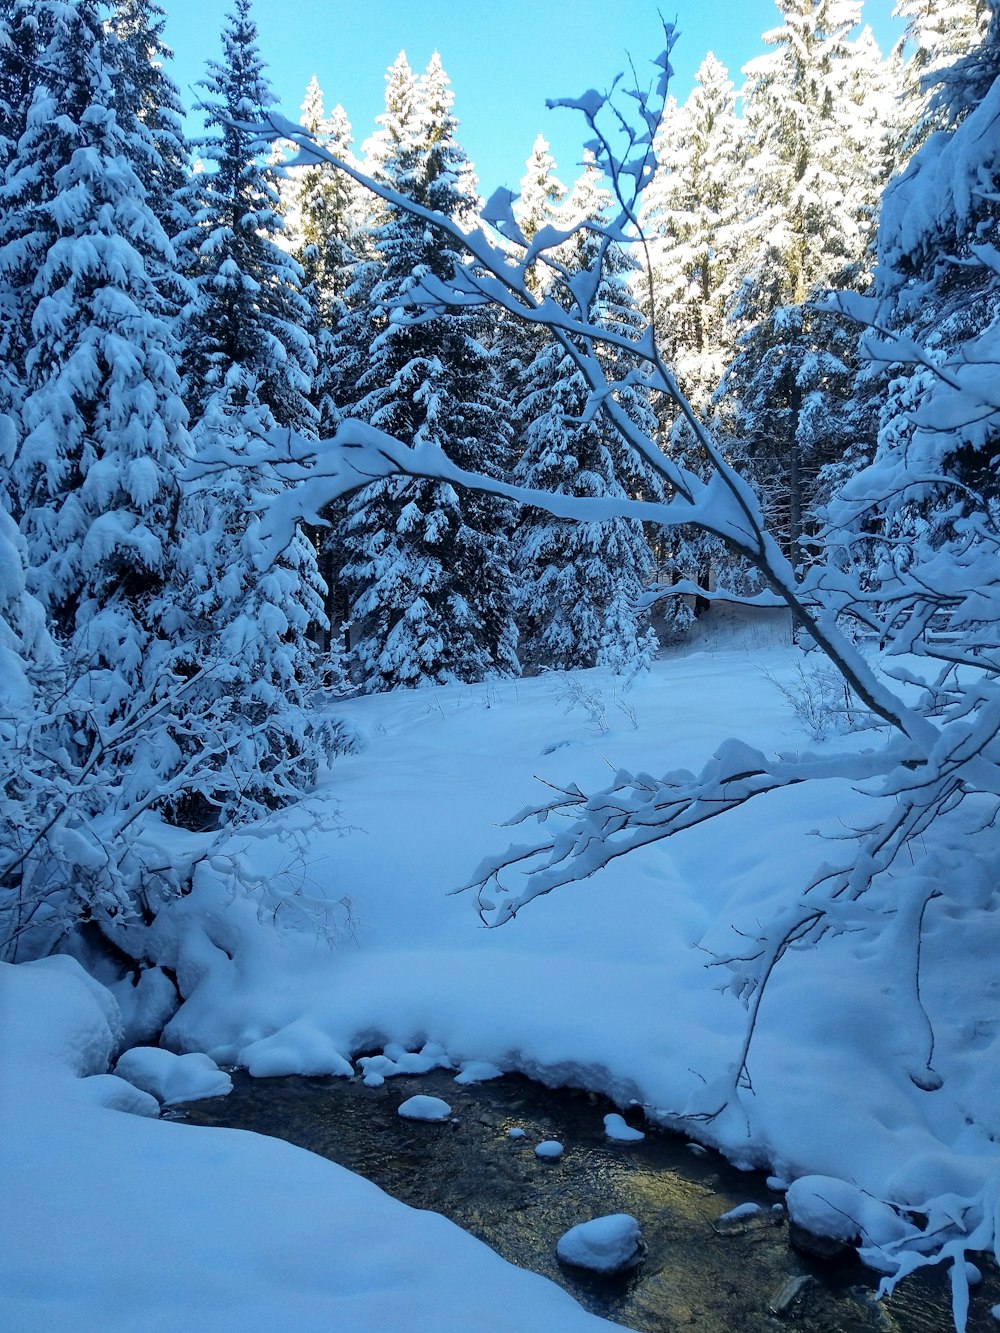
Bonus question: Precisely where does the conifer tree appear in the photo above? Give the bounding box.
[109,0,192,245]
[822,1,1000,606]
[641,55,744,411]
[714,0,891,570]
[184,0,316,433]
[512,161,665,670]
[334,52,518,690]
[1,0,189,671]
[894,0,991,158]
[515,134,566,296]
[176,0,334,816]
[287,79,361,438]
[639,55,748,599]
[0,0,210,942]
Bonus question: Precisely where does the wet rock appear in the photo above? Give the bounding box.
[714,1201,782,1236]
[787,1218,853,1260]
[767,1273,816,1316]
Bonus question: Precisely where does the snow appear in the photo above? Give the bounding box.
[138,651,998,1285]
[556,1214,643,1273]
[455,1059,505,1084]
[0,957,618,1333]
[786,1175,917,1251]
[535,1139,565,1160]
[718,1201,768,1224]
[398,1094,452,1121]
[113,1046,233,1106]
[3,650,998,1327]
[603,1112,645,1142]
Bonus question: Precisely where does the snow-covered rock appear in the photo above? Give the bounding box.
[786,1175,915,1251]
[455,1059,504,1084]
[398,1094,452,1122]
[109,967,177,1048]
[535,1139,564,1159]
[603,1112,644,1142]
[114,1047,233,1106]
[241,1020,353,1078]
[360,1042,453,1087]
[557,1214,643,1273]
[508,1127,527,1140]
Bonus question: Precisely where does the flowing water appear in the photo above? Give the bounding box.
[182,1068,998,1332]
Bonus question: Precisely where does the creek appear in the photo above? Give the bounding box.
[183,1067,998,1332]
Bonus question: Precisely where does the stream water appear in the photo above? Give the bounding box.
[183,1067,998,1332]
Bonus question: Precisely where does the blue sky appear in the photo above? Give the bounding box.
[161,0,905,194]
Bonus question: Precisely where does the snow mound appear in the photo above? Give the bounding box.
[360,1042,453,1087]
[76,1073,161,1118]
[398,1094,452,1121]
[114,1046,233,1106]
[557,1214,643,1273]
[108,967,178,1048]
[455,1059,504,1084]
[535,1139,564,1159]
[786,1175,915,1249]
[604,1112,645,1142]
[241,1020,353,1078]
[508,1127,527,1139]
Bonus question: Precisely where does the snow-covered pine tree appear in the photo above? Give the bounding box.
[641,54,744,411]
[2,0,187,675]
[108,0,192,260]
[714,0,892,571]
[0,0,221,947]
[176,0,335,820]
[893,0,991,160]
[184,0,316,434]
[284,77,362,439]
[512,159,665,670]
[334,51,519,691]
[0,2,61,424]
[637,53,749,602]
[820,0,1000,636]
[279,78,366,648]
[514,133,567,296]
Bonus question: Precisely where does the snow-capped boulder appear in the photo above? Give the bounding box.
[114,1047,233,1106]
[556,1214,643,1273]
[398,1094,452,1122]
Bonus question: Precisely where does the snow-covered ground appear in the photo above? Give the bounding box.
[3,645,998,1329]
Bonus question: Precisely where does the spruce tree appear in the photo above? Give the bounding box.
[641,54,744,411]
[1,0,189,673]
[512,162,665,670]
[639,54,747,601]
[334,52,518,690]
[894,0,991,158]
[176,0,334,818]
[714,0,892,570]
[184,0,316,433]
[822,2,1000,618]
[287,79,361,438]
[0,0,208,941]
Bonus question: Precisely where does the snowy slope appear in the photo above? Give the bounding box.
[146,649,998,1270]
[3,648,997,1328]
[0,955,619,1332]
